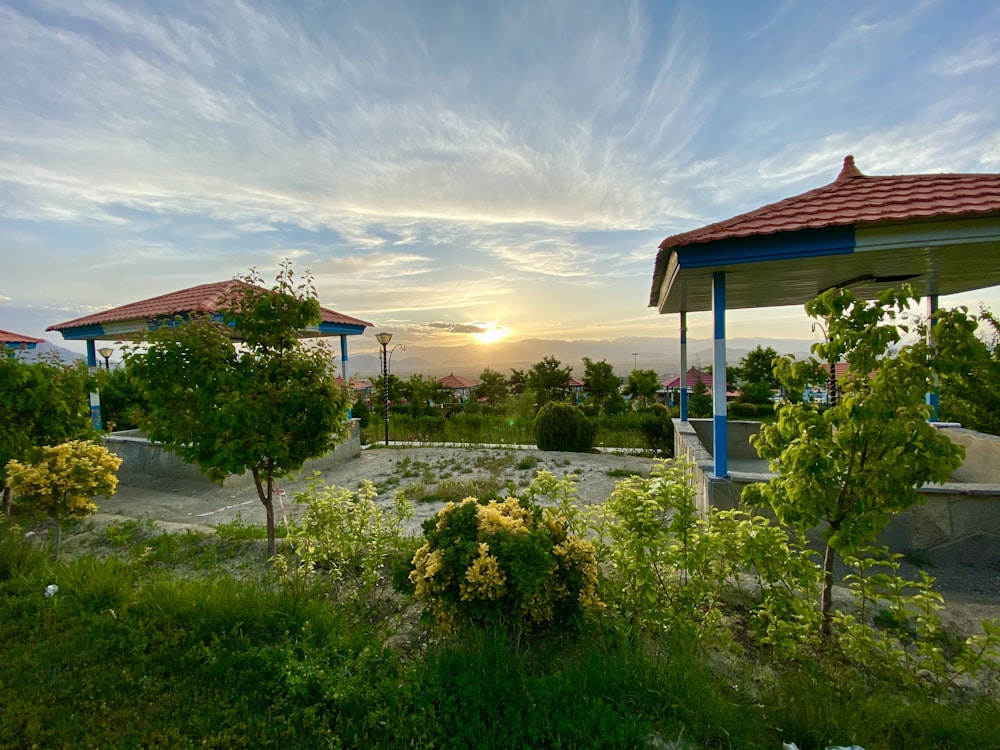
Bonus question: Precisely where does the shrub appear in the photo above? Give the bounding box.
[409,476,603,635]
[637,403,674,454]
[534,401,595,453]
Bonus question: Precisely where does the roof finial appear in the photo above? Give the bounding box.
[837,154,864,181]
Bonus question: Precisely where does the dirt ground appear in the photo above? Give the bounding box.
[84,444,999,635]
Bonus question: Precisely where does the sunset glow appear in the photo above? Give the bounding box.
[475,325,510,345]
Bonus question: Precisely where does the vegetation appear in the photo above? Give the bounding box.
[0,353,97,516]
[124,263,352,555]
[940,306,1000,435]
[534,401,596,453]
[4,440,122,558]
[745,286,983,633]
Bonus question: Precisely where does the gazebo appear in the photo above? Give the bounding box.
[48,280,373,429]
[1,328,45,353]
[649,155,1000,481]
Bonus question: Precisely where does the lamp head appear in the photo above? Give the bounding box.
[98,346,114,359]
[375,332,393,346]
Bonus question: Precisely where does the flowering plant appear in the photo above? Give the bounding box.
[410,473,602,635]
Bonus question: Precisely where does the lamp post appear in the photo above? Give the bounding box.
[632,352,638,371]
[97,346,113,372]
[375,333,392,445]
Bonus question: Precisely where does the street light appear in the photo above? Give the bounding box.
[375,332,405,445]
[632,352,638,371]
[97,346,113,372]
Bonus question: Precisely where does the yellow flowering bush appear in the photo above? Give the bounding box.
[5,440,123,557]
[409,473,602,635]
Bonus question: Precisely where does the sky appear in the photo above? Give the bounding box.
[2,0,999,356]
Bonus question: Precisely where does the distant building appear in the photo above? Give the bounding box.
[437,373,479,403]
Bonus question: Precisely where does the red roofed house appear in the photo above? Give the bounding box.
[649,155,1000,483]
[438,373,478,404]
[1,328,45,354]
[48,279,373,430]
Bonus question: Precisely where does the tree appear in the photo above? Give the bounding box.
[743,286,982,635]
[526,356,573,406]
[399,373,439,416]
[5,440,122,558]
[625,368,659,407]
[688,379,712,418]
[508,368,528,396]
[939,307,1000,435]
[476,368,508,408]
[0,354,96,517]
[534,401,595,453]
[125,264,352,556]
[581,357,621,413]
[737,345,781,391]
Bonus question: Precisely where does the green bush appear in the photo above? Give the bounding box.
[409,480,603,635]
[637,403,674,454]
[534,401,595,452]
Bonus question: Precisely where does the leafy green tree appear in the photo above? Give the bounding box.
[736,345,781,391]
[399,373,439,416]
[125,264,352,555]
[508,368,528,396]
[744,286,981,635]
[526,356,573,406]
[475,368,508,408]
[939,307,1000,435]
[688,379,712,417]
[582,357,622,413]
[0,354,97,517]
[625,368,659,407]
[97,365,145,431]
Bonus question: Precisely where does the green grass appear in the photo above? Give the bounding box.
[2,519,999,749]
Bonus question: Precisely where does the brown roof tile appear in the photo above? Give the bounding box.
[438,373,478,389]
[0,328,45,345]
[659,156,1000,251]
[48,280,372,332]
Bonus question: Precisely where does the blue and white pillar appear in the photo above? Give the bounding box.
[86,339,102,431]
[679,310,688,420]
[712,272,728,478]
[926,294,939,421]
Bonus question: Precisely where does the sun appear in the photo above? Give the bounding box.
[475,325,510,345]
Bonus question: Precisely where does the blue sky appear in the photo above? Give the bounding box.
[2,0,999,354]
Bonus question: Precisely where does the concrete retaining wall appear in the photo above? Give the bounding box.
[674,418,1000,557]
[105,420,363,489]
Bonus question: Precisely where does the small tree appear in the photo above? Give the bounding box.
[581,357,621,413]
[126,264,352,556]
[534,401,595,453]
[0,354,96,517]
[625,368,659,407]
[475,367,508,408]
[744,286,982,635]
[5,440,122,558]
[940,306,1000,435]
[526,356,573,406]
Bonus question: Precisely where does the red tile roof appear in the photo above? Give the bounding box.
[0,328,45,345]
[48,280,372,332]
[438,373,478,389]
[659,156,1000,251]
[660,368,713,389]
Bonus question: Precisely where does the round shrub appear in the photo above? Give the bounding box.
[534,401,596,452]
[409,496,603,635]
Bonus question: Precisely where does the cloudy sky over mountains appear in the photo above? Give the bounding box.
[2,0,998,356]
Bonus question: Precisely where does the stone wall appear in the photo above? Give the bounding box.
[105,420,363,488]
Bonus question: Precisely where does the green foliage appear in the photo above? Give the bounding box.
[526,355,573,406]
[124,263,352,555]
[0,354,97,515]
[96,366,145,431]
[940,306,1000,435]
[624,368,659,407]
[277,478,413,615]
[688,378,713,417]
[534,401,596,452]
[745,286,975,633]
[637,403,674,454]
[475,367,508,408]
[581,357,622,413]
[410,474,603,635]
[736,345,782,391]
[5,440,122,558]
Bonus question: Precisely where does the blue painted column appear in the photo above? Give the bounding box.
[340,335,352,419]
[712,272,728,478]
[679,310,688,420]
[926,294,939,421]
[86,340,102,431]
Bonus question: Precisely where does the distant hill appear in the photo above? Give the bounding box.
[14,340,86,364]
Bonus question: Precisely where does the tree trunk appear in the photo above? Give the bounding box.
[2,486,10,518]
[251,463,277,557]
[821,541,835,637]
